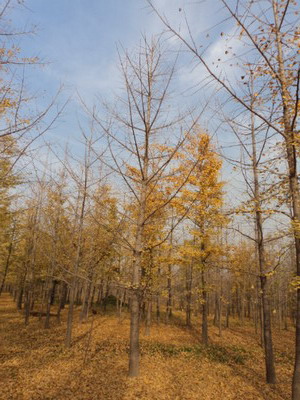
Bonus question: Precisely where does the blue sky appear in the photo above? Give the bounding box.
[7,0,248,197]
[12,0,234,105]
[3,0,291,239]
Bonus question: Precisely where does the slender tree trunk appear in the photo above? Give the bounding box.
[166,265,172,323]
[241,283,245,324]
[45,227,59,328]
[129,278,140,376]
[90,285,96,308]
[261,276,276,383]
[75,285,82,306]
[0,230,14,296]
[128,93,152,374]
[226,303,230,329]
[97,283,103,305]
[213,293,219,326]
[201,268,208,345]
[166,224,174,323]
[129,191,146,376]
[80,276,93,322]
[57,281,68,322]
[24,244,37,325]
[218,296,222,337]
[186,264,193,327]
[24,288,31,325]
[156,295,160,323]
[145,298,152,336]
[65,187,87,347]
[45,279,56,328]
[218,275,223,336]
[270,4,300,393]
[249,83,276,384]
[65,280,76,347]
[17,286,24,310]
[129,218,144,377]
[284,293,288,331]
[118,289,124,321]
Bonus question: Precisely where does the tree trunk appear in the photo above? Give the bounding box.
[118,289,124,321]
[65,280,76,347]
[80,278,93,322]
[226,303,230,329]
[218,295,222,337]
[65,174,87,347]
[271,4,300,393]
[166,265,172,323]
[45,278,55,328]
[129,287,140,376]
[186,264,193,327]
[156,295,160,323]
[213,293,219,326]
[129,208,146,376]
[201,268,208,345]
[145,298,152,336]
[261,276,276,383]
[24,287,31,325]
[17,286,24,310]
[248,83,276,384]
[57,281,68,322]
[0,234,14,296]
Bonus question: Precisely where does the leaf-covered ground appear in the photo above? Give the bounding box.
[0,294,293,400]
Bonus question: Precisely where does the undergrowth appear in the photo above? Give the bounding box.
[141,341,251,365]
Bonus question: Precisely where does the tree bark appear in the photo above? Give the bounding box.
[186,264,193,327]
[201,268,208,345]
[0,230,14,296]
[248,76,276,383]
[57,281,68,322]
[45,279,57,328]
[145,298,152,336]
[166,265,173,322]
[271,2,300,393]
[80,277,93,322]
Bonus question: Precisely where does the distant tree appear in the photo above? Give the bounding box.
[175,131,224,342]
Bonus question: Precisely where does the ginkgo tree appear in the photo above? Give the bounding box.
[174,130,225,343]
[0,136,19,295]
[91,35,202,377]
[0,0,64,299]
[148,0,300,394]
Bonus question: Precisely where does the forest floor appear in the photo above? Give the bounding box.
[0,293,294,400]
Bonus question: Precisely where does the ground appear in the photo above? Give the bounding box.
[0,294,294,400]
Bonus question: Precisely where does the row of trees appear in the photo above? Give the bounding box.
[147,0,299,397]
[1,33,297,388]
[0,0,299,397]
